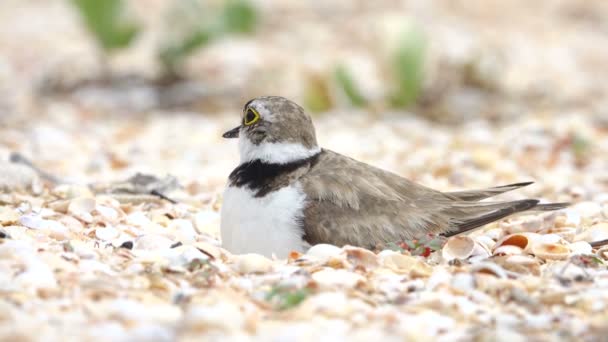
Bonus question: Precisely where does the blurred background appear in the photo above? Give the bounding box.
[1,0,607,202]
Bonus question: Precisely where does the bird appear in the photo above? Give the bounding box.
[220,96,568,258]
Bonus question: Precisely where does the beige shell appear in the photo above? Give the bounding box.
[531,243,570,260]
[596,246,608,260]
[380,252,433,277]
[469,262,508,279]
[442,236,475,261]
[493,233,539,253]
[493,245,524,256]
[67,197,96,223]
[538,226,577,242]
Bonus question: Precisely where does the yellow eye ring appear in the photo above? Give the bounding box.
[243,107,260,126]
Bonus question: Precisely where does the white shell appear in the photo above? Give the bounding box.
[442,236,475,261]
[68,197,96,223]
[233,253,273,274]
[306,244,343,259]
[531,243,570,260]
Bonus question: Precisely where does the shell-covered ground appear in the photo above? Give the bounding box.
[1,0,608,341]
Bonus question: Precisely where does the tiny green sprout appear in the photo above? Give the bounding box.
[334,64,367,107]
[265,286,310,311]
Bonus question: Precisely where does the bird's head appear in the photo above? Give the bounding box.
[223,96,320,164]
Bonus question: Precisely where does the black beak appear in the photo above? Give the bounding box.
[222,126,240,139]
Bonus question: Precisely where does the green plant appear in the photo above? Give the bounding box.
[265,286,310,311]
[334,64,367,107]
[71,0,140,52]
[388,27,426,108]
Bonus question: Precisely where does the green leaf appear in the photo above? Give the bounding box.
[334,64,367,107]
[265,286,310,311]
[157,0,258,77]
[71,0,139,51]
[388,27,426,108]
[222,0,258,34]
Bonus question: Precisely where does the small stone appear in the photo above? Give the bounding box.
[119,241,134,249]
[0,206,19,225]
[170,219,197,244]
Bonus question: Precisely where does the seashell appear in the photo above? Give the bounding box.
[573,202,602,219]
[469,262,508,278]
[52,184,94,199]
[380,252,433,277]
[536,233,564,245]
[95,205,119,221]
[475,235,496,250]
[306,244,342,259]
[169,219,198,244]
[495,255,541,276]
[193,241,223,260]
[134,234,174,251]
[575,222,608,244]
[494,233,538,252]
[68,197,96,223]
[492,245,524,256]
[499,215,543,233]
[344,245,378,268]
[19,214,45,230]
[596,246,608,260]
[531,243,570,260]
[442,236,475,261]
[95,226,120,241]
[567,241,592,255]
[0,206,20,225]
[484,228,505,241]
[233,253,273,274]
[538,227,576,242]
[311,268,365,289]
[193,211,220,236]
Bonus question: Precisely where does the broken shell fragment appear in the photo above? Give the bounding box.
[380,252,433,277]
[68,197,96,222]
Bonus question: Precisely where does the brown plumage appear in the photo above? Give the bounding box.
[222,96,569,253]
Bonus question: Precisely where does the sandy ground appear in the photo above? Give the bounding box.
[1,0,608,340]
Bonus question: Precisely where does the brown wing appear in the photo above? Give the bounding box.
[298,150,568,249]
[299,150,456,249]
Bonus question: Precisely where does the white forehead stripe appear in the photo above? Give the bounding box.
[239,137,320,164]
[250,99,275,122]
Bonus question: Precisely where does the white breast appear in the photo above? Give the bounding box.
[220,183,308,258]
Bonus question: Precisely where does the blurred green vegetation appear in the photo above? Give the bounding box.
[158,0,258,78]
[304,26,427,113]
[265,285,310,311]
[334,64,367,108]
[388,27,426,108]
[71,0,140,52]
[71,0,258,80]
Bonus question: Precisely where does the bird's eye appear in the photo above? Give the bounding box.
[244,107,260,126]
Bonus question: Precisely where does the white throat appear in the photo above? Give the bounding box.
[239,136,321,164]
